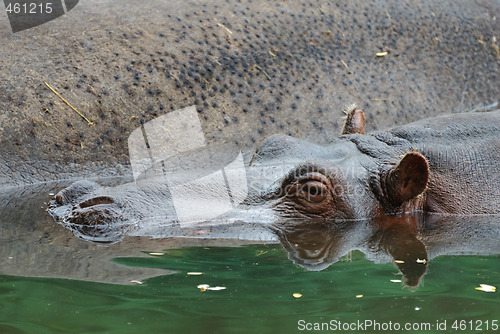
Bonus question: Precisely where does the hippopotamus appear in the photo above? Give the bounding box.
[48,109,500,243]
[251,108,500,217]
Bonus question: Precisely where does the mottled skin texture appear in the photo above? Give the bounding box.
[0,0,499,186]
[48,110,499,245]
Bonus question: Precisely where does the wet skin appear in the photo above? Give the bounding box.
[48,109,500,243]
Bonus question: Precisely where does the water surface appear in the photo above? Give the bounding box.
[0,183,498,333]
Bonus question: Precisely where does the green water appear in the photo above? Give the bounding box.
[0,245,498,334]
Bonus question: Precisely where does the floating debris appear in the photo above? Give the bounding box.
[376,51,388,57]
[293,293,302,298]
[197,284,226,292]
[187,272,203,276]
[475,284,496,293]
[256,250,268,256]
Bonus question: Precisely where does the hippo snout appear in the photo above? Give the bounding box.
[48,180,128,243]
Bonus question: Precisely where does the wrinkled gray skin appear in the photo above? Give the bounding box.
[251,110,500,216]
[48,110,500,244]
[0,0,499,186]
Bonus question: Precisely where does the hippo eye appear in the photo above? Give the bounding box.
[301,181,328,203]
[285,172,333,213]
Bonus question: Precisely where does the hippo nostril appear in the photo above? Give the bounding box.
[55,194,65,205]
[78,196,115,209]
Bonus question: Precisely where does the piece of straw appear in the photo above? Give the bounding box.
[44,82,94,125]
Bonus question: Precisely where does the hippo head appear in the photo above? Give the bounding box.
[246,108,430,221]
[48,109,431,242]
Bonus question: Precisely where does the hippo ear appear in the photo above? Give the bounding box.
[341,107,365,135]
[384,152,429,208]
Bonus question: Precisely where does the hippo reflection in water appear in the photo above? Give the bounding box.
[273,214,500,287]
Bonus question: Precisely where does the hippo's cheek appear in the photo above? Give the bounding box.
[64,203,128,243]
